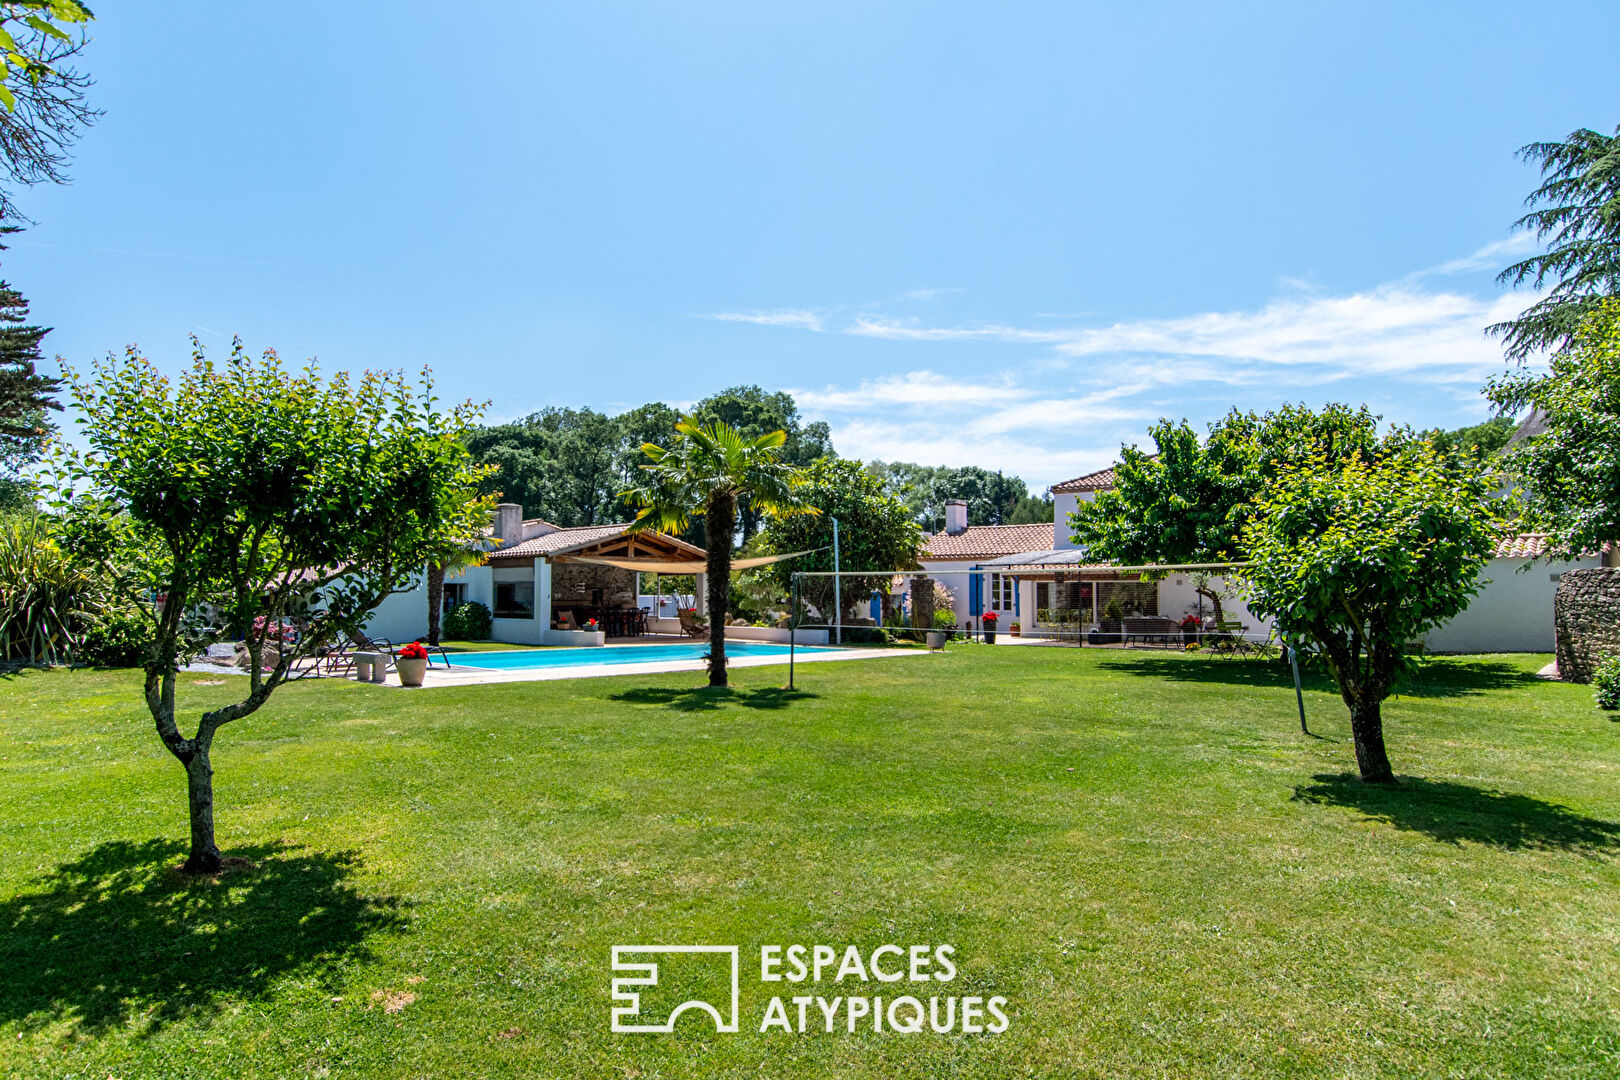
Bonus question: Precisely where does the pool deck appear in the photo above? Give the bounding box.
[386,640,932,688]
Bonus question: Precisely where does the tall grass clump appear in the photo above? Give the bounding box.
[0,513,101,664]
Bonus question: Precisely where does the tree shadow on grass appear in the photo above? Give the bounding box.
[1099,654,1542,698]
[1292,773,1620,852]
[1099,654,1320,691]
[608,686,820,713]
[0,838,406,1035]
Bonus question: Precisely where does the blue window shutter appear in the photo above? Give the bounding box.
[969,570,982,617]
[1014,577,1020,617]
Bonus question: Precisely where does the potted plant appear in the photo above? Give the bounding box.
[982,609,999,644]
[1009,621,1021,638]
[1089,598,1125,645]
[1179,613,1201,646]
[396,641,429,687]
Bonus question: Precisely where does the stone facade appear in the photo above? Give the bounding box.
[1553,567,1620,683]
[549,561,637,611]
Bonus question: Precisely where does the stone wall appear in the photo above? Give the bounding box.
[1553,567,1620,682]
[549,561,637,611]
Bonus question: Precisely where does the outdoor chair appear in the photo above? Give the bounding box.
[1245,633,1280,662]
[677,608,707,638]
[1207,618,1250,658]
[310,634,388,677]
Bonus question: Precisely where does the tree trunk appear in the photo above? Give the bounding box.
[705,493,736,687]
[426,562,445,645]
[911,575,934,631]
[183,747,222,874]
[1196,585,1225,624]
[1348,697,1396,784]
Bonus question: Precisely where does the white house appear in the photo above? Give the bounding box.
[366,503,712,645]
[1422,534,1602,653]
[916,466,1269,637]
[915,465,1597,652]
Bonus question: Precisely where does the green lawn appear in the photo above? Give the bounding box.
[2,648,1617,1079]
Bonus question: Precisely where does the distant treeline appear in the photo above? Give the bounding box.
[467,384,1049,539]
[467,385,1512,541]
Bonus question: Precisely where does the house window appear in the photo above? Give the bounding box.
[493,581,534,619]
[442,583,467,616]
[989,573,1015,610]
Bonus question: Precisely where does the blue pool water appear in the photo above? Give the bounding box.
[448,641,838,670]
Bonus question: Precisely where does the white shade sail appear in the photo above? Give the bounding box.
[566,549,820,574]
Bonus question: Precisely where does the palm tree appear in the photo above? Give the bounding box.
[425,544,486,645]
[425,524,490,645]
[624,417,813,686]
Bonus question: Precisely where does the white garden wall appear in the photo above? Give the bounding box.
[1422,556,1600,653]
[1155,575,1273,637]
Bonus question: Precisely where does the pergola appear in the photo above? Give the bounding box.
[973,550,1251,627]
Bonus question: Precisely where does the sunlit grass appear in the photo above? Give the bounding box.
[1,648,1616,1078]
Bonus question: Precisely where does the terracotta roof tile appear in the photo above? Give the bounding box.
[922,522,1055,561]
[493,522,634,558]
[1492,533,1610,560]
[1050,465,1119,493]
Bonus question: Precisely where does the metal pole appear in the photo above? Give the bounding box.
[1289,636,1308,735]
[789,573,798,689]
[831,517,841,646]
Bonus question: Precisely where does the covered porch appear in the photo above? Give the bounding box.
[481,520,712,646]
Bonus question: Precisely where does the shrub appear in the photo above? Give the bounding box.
[0,515,101,664]
[884,608,921,642]
[933,609,957,629]
[443,600,492,641]
[78,607,147,667]
[1594,656,1620,711]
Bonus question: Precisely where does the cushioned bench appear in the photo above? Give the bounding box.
[1122,616,1180,647]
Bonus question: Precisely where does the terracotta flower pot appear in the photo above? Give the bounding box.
[397,657,428,687]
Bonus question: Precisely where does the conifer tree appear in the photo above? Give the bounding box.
[1491,124,1620,360]
[0,229,55,507]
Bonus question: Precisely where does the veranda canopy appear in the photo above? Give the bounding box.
[566,549,820,575]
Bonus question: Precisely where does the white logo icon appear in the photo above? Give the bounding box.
[610,945,740,1033]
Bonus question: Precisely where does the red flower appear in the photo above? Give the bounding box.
[399,642,429,661]
[981,610,999,623]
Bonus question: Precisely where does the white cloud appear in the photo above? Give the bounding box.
[718,238,1540,488]
[794,370,1030,411]
[789,373,1153,487]
[846,315,1073,343]
[705,309,825,331]
[828,417,1125,486]
[1051,285,1534,385]
[1415,231,1539,278]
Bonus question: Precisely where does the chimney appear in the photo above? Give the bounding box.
[944,499,968,535]
[494,503,523,543]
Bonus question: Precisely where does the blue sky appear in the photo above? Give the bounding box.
[12,2,1619,489]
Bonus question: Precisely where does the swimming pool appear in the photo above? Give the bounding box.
[446,641,838,671]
